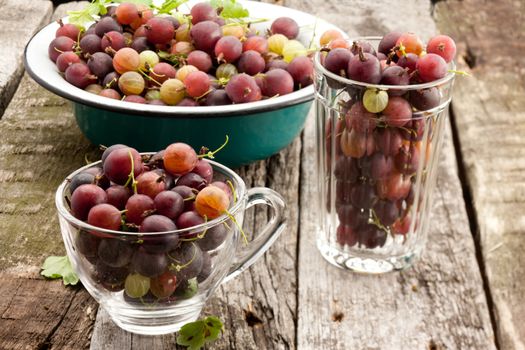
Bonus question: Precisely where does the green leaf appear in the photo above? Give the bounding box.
[98,4,108,16]
[203,316,223,341]
[177,321,206,350]
[86,3,102,16]
[210,0,249,19]
[41,256,79,286]
[68,9,96,27]
[157,0,189,14]
[176,316,223,350]
[114,0,153,6]
[67,0,111,27]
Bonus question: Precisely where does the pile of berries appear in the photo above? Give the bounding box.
[318,32,457,249]
[320,31,456,86]
[48,1,316,106]
[68,140,234,302]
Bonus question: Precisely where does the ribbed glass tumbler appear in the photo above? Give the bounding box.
[313,38,455,273]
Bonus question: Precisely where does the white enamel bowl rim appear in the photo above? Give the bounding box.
[24,0,346,118]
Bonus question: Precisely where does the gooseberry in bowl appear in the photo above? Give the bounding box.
[25,0,346,167]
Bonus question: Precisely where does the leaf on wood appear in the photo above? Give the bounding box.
[41,255,79,286]
[176,316,224,350]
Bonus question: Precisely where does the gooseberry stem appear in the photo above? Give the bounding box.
[448,69,470,76]
[224,210,248,245]
[168,242,199,271]
[123,150,138,194]
[307,19,318,50]
[226,180,237,204]
[138,68,162,86]
[197,135,229,159]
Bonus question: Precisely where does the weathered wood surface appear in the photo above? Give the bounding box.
[0,0,514,349]
[434,1,525,349]
[0,0,88,267]
[0,3,98,350]
[0,272,97,350]
[0,0,53,118]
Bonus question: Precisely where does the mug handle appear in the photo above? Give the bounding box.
[222,187,286,283]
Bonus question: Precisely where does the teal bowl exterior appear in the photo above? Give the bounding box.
[73,100,311,168]
[24,1,346,167]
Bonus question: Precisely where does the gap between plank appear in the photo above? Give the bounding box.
[38,287,81,350]
[449,104,501,350]
[294,129,306,349]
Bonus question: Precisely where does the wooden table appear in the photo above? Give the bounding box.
[0,0,523,349]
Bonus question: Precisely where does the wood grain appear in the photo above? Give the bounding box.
[0,3,98,350]
[0,0,53,118]
[0,273,84,349]
[0,1,95,271]
[434,0,525,349]
[0,73,100,269]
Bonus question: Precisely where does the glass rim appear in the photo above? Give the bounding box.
[313,36,456,91]
[55,155,246,237]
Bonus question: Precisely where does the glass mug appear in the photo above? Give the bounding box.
[55,157,286,335]
[314,37,455,273]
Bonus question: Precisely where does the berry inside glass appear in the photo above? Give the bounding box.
[313,33,456,273]
[55,142,286,335]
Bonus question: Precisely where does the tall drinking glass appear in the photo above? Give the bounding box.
[314,37,455,273]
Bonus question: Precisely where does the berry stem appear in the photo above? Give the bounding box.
[396,43,407,57]
[168,242,199,270]
[357,46,366,62]
[369,208,388,232]
[448,69,470,76]
[123,150,138,194]
[197,135,229,159]
[307,19,318,50]
[224,210,248,245]
[138,68,162,86]
[226,180,237,204]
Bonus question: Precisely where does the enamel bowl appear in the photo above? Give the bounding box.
[24,0,345,167]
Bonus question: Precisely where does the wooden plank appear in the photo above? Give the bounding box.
[45,288,98,350]
[290,0,497,348]
[0,0,53,118]
[0,72,101,271]
[0,274,76,349]
[0,3,99,350]
[434,1,525,349]
[0,1,91,270]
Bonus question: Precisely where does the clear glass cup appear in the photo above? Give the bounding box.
[55,157,286,335]
[313,37,455,273]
